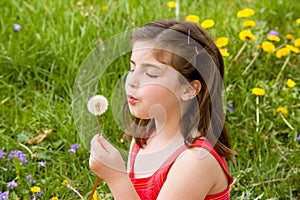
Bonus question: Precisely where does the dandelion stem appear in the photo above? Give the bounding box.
[97,115,102,136]
[89,177,101,200]
[18,142,33,157]
[233,42,247,61]
[67,184,85,200]
[274,55,290,85]
[279,114,294,131]
[251,177,289,187]
[256,96,259,132]
[176,0,180,20]
[242,52,259,75]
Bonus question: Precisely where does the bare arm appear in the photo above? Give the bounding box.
[89,135,140,200]
[157,148,227,200]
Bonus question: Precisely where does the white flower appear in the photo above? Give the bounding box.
[87,95,108,116]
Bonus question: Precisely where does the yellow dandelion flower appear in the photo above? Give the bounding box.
[30,186,41,193]
[62,180,68,185]
[276,47,290,58]
[200,19,215,29]
[267,35,280,42]
[296,18,300,24]
[294,38,300,47]
[185,15,200,23]
[252,88,265,96]
[261,41,275,53]
[286,34,294,40]
[51,197,59,200]
[286,44,299,53]
[239,30,256,41]
[167,1,176,8]
[237,8,255,18]
[286,79,296,88]
[275,107,288,116]
[93,192,100,200]
[76,1,83,6]
[101,5,108,11]
[242,20,256,28]
[219,48,230,57]
[215,37,229,48]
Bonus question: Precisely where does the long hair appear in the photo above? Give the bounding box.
[123,19,236,160]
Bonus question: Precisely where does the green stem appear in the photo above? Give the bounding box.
[242,52,259,75]
[256,96,259,132]
[280,114,294,131]
[274,55,290,85]
[233,42,247,61]
[67,184,85,200]
[176,0,180,20]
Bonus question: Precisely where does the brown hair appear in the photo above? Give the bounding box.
[123,19,236,160]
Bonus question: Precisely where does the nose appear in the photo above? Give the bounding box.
[126,71,139,89]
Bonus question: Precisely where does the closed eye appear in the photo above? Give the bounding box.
[146,73,158,78]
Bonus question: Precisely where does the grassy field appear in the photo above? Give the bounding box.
[1,0,299,199]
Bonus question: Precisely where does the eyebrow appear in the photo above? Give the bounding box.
[130,60,164,70]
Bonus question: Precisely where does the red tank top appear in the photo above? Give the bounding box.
[129,138,233,200]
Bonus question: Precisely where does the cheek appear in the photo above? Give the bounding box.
[140,84,180,108]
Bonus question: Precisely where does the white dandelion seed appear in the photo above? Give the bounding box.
[87,95,108,116]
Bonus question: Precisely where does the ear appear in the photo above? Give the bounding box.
[181,80,201,101]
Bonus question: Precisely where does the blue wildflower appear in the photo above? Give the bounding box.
[228,103,233,113]
[68,144,80,154]
[38,161,46,167]
[296,134,300,141]
[0,191,9,200]
[0,150,6,159]
[13,24,21,32]
[26,174,32,185]
[7,180,18,189]
[8,150,28,164]
[267,30,279,36]
[37,190,43,197]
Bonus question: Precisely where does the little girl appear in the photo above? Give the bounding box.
[89,19,236,200]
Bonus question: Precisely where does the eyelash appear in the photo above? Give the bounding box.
[128,69,158,78]
[146,73,158,78]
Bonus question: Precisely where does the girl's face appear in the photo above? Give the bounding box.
[125,41,187,120]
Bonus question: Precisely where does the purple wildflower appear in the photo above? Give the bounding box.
[37,190,43,197]
[8,150,28,164]
[38,161,46,167]
[256,20,265,25]
[296,134,300,141]
[267,30,279,36]
[68,144,80,154]
[7,180,18,189]
[0,191,9,200]
[13,24,21,32]
[26,174,32,185]
[0,149,6,159]
[228,103,233,113]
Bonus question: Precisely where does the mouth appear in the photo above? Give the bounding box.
[127,95,138,104]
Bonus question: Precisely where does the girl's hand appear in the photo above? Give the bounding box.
[89,134,126,184]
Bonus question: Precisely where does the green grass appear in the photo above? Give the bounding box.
[1,0,299,199]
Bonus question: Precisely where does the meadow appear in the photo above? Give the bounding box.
[0,0,299,199]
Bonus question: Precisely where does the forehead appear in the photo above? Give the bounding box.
[131,41,157,61]
[131,41,174,68]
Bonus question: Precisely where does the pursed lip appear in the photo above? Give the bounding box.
[127,95,138,104]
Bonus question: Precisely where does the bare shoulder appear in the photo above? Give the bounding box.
[157,148,228,200]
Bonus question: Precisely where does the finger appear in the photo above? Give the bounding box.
[98,135,113,153]
[90,134,108,156]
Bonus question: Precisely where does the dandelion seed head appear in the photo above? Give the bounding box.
[87,95,109,116]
